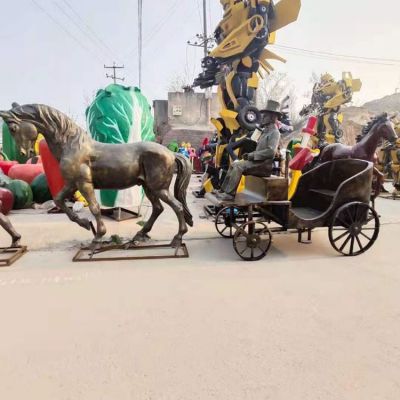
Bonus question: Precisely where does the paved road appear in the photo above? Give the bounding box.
[0,181,399,399]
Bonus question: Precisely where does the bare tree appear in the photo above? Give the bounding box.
[167,73,190,93]
[303,71,320,99]
[256,71,300,125]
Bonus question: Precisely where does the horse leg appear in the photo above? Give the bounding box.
[77,174,107,244]
[54,184,92,231]
[132,187,164,243]
[0,209,21,247]
[155,189,188,248]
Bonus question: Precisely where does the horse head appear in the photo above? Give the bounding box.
[376,113,398,143]
[0,106,39,158]
[361,113,398,144]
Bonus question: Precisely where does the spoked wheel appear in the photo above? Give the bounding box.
[215,206,247,238]
[328,202,380,256]
[233,221,272,261]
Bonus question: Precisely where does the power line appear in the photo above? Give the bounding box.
[30,0,103,62]
[274,44,400,66]
[52,1,111,60]
[59,0,118,60]
[143,0,181,46]
[277,49,398,67]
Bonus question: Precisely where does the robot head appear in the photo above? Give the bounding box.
[321,73,334,83]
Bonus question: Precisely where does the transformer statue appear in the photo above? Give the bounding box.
[390,117,400,198]
[300,72,362,145]
[193,0,301,174]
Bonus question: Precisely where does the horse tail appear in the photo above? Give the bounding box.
[174,153,193,227]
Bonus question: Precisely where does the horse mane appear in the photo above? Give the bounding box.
[7,104,89,146]
[356,113,388,143]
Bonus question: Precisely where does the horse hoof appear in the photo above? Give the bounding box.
[11,236,22,248]
[133,232,151,243]
[89,239,104,255]
[170,237,182,248]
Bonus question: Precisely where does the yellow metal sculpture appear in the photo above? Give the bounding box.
[194,0,301,170]
[300,72,362,145]
[390,118,400,197]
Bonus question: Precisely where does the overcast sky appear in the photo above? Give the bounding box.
[0,0,399,125]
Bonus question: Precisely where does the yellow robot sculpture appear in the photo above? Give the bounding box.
[390,117,400,198]
[193,0,301,169]
[300,72,362,145]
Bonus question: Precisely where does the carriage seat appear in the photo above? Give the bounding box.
[291,159,373,215]
[205,175,288,208]
[235,175,289,205]
[308,188,336,206]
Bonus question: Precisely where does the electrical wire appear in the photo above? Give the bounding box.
[273,47,397,67]
[52,1,111,60]
[59,0,118,60]
[273,44,400,66]
[276,44,400,63]
[143,0,181,47]
[30,0,103,62]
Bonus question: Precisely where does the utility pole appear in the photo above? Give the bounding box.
[202,0,208,58]
[187,0,214,55]
[104,62,125,84]
[138,0,143,88]
[187,0,214,124]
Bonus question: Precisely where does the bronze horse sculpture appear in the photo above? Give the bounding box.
[0,104,193,248]
[0,205,21,247]
[319,113,397,163]
[318,113,398,204]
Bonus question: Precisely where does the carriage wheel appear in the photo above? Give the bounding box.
[215,206,247,238]
[233,221,272,261]
[328,202,380,256]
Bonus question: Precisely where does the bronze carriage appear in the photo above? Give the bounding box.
[208,159,379,261]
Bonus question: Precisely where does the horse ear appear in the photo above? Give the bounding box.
[0,111,11,121]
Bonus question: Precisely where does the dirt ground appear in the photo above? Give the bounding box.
[0,177,399,400]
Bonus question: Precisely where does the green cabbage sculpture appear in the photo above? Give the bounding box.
[86,84,155,208]
[2,123,28,163]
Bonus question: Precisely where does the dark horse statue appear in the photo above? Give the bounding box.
[319,113,397,163]
[0,104,193,248]
[318,113,398,204]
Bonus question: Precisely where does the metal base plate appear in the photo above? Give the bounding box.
[101,208,139,222]
[379,193,400,200]
[73,243,189,262]
[0,246,28,267]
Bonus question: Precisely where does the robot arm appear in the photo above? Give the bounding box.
[323,73,362,109]
[193,56,221,89]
